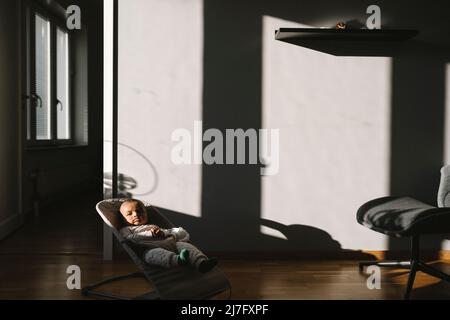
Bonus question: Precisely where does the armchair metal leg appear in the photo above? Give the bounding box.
[404,262,417,300]
[417,262,450,282]
[359,236,450,299]
[359,260,411,271]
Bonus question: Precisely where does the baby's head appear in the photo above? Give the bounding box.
[119,199,148,226]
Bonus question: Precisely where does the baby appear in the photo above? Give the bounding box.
[119,199,218,273]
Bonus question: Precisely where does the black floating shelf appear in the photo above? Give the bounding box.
[275,28,419,42]
[274,28,419,56]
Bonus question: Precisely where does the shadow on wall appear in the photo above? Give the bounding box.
[113,0,450,256]
[387,42,448,258]
[157,206,374,259]
[199,0,450,256]
[104,141,159,198]
[103,172,137,198]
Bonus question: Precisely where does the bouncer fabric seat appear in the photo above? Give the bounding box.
[82,198,231,300]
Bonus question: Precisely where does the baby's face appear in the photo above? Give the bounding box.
[120,201,148,226]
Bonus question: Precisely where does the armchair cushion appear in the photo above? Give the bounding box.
[357,196,450,237]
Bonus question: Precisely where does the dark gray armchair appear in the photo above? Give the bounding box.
[357,165,450,299]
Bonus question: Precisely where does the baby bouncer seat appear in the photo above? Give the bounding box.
[82,198,231,300]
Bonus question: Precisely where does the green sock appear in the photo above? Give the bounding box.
[177,249,190,266]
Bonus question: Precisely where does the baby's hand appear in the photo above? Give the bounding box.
[150,226,164,238]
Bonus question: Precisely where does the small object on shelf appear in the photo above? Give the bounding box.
[335,22,346,30]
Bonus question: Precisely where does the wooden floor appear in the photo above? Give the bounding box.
[1,197,450,300]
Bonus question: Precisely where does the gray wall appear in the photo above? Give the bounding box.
[116,0,450,254]
[0,0,21,239]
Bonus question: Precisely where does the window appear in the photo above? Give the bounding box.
[26,5,72,146]
[56,27,70,140]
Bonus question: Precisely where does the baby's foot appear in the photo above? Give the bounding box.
[177,249,190,266]
[198,257,218,273]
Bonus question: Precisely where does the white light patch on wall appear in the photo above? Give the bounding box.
[118,0,203,216]
[261,16,391,250]
[103,0,113,198]
[443,63,450,251]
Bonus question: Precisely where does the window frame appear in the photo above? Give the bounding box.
[26,2,74,147]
